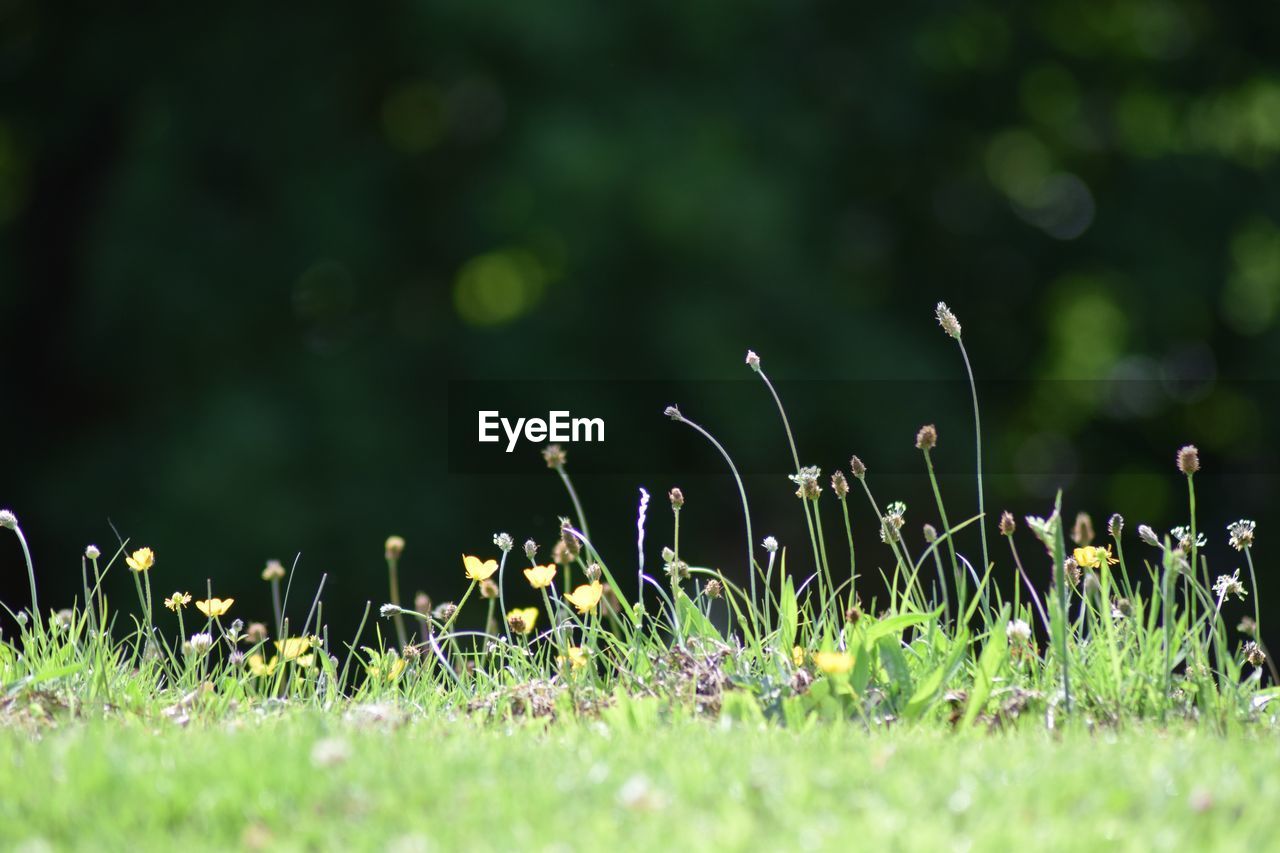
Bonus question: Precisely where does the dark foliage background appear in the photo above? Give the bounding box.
[3,1,1280,648]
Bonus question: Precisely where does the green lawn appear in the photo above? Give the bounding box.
[3,710,1277,851]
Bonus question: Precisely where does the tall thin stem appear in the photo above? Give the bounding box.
[555,464,590,542]
[754,366,823,578]
[957,340,991,581]
[922,447,962,624]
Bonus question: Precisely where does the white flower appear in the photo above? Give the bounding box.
[762,536,779,554]
[380,603,403,618]
[0,509,16,530]
[1007,619,1032,644]
[493,532,514,553]
[1227,520,1256,551]
[1212,570,1247,601]
[881,502,907,543]
[1170,526,1206,551]
[85,545,101,560]
[185,632,213,654]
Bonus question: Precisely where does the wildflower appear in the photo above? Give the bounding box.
[1071,512,1095,547]
[380,603,403,618]
[261,559,286,581]
[1108,513,1124,539]
[463,554,499,581]
[664,559,689,582]
[433,602,457,622]
[563,646,589,669]
[186,633,213,654]
[1244,642,1266,668]
[492,532,514,554]
[880,502,906,543]
[745,350,761,371]
[524,564,557,590]
[999,511,1015,536]
[669,488,684,509]
[542,444,567,468]
[1007,619,1032,644]
[479,579,499,599]
[228,650,245,666]
[849,455,867,480]
[559,519,581,558]
[85,545,101,560]
[196,597,234,618]
[1177,444,1200,476]
[507,607,538,635]
[762,536,779,554]
[164,591,192,611]
[1072,545,1118,570]
[831,470,849,499]
[845,605,862,624]
[54,609,74,631]
[1239,616,1258,637]
[523,539,538,560]
[1137,524,1161,548]
[1170,526,1206,551]
[277,636,318,668]
[226,619,244,643]
[1213,570,1247,601]
[1228,520,1256,551]
[247,653,278,677]
[789,466,822,501]
[664,405,682,420]
[584,562,602,582]
[922,523,937,543]
[126,547,155,572]
[813,651,854,676]
[384,536,406,560]
[246,622,268,644]
[792,646,806,667]
[915,424,937,451]
[704,579,723,599]
[0,509,16,530]
[564,581,603,614]
[1056,557,1081,587]
[935,302,962,339]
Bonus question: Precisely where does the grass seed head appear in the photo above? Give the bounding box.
[1108,513,1124,539]
[493,532,513,553]
[915,424,937,451]
[745,350,761,372]
[384,536,406,560]
[1228,519,1255,551]
[704,579,723,599]
[584,562,602,582]
[262,559,286,581]
[849,455,866,480]
[413,592,431,614]
[0,509,16,530]
[542,444,567,468]
[1244,641,1266,667]
[1177,444,1200,475]
[668,488,684,509]
[922,523,937,543]
[935,302,962,339]
[1137,524,1160,548]
[523,538,538,560]
[999,511,1015,536]
[762,536,778,554]
[1071,512,1095,547]
[831,470,849,499]
[479,579,499,599]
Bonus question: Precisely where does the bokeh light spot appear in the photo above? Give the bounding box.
[381,82,445,155]
[1221,218,1280,335]
[453,248,547,327]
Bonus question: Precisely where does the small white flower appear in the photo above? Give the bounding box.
[1007,619,1032,644]
[881,502,907,543]
[493,532,514,553]
[745,350,761,371]
[0,509,17,530]
[185,632,213,654]
[1137,524,1161,547]
[1213,570,1247,601]
[85,544,101,560]
[380,603,403,618]
[1227,519,1256,551]
[1170,526,1206,551]
[762,536,779,554]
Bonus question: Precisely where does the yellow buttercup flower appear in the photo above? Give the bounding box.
[164,591,192,611]
[813,651,854,676]
[126,547,155,572]
[463,554,499,581]
[564,581,603,614]
[276,636,318,661]
[1073,545,1118,570]
[195,597,234,618]
[247,654,278,677]
[523,564,557,589]
[559,646,588,670]
[508,607,539,634]
[792,645,806,667]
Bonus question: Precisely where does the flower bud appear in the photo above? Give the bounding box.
[1177,444,1200,476]
[998,511,1015,536]
[384,536,406,560]
[849,456,866,480]
[542,444,566,468]
[915,424,937,451]
[668,488,684,509]
[85,545,101,560]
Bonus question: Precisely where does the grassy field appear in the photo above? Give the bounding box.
[2,711,1278,851]
[3,303,1278,850]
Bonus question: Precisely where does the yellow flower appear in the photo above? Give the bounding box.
[1073,545,1119,570]
[195,597,234,618]
[564,581,603,614]
[164,591,192,611]
[558,646,588,670]
[126,547,155,572]
[365,653,407,682]
[813,651,854,676]
[463,554,499,581]
[523,564,557,589]
[792,645,806,667]
[276,636,317,661]
[247,654,278,677]
[508,607,539,634]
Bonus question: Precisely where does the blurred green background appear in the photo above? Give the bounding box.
[3,1,1280,645]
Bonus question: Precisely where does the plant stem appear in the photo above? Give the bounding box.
[957,340,990,583]
[386,554,408,649]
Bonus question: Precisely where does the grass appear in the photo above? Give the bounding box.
[1,711,1277,851]
[2,300,1279,847]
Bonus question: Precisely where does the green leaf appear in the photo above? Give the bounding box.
[962,603,1010,727]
